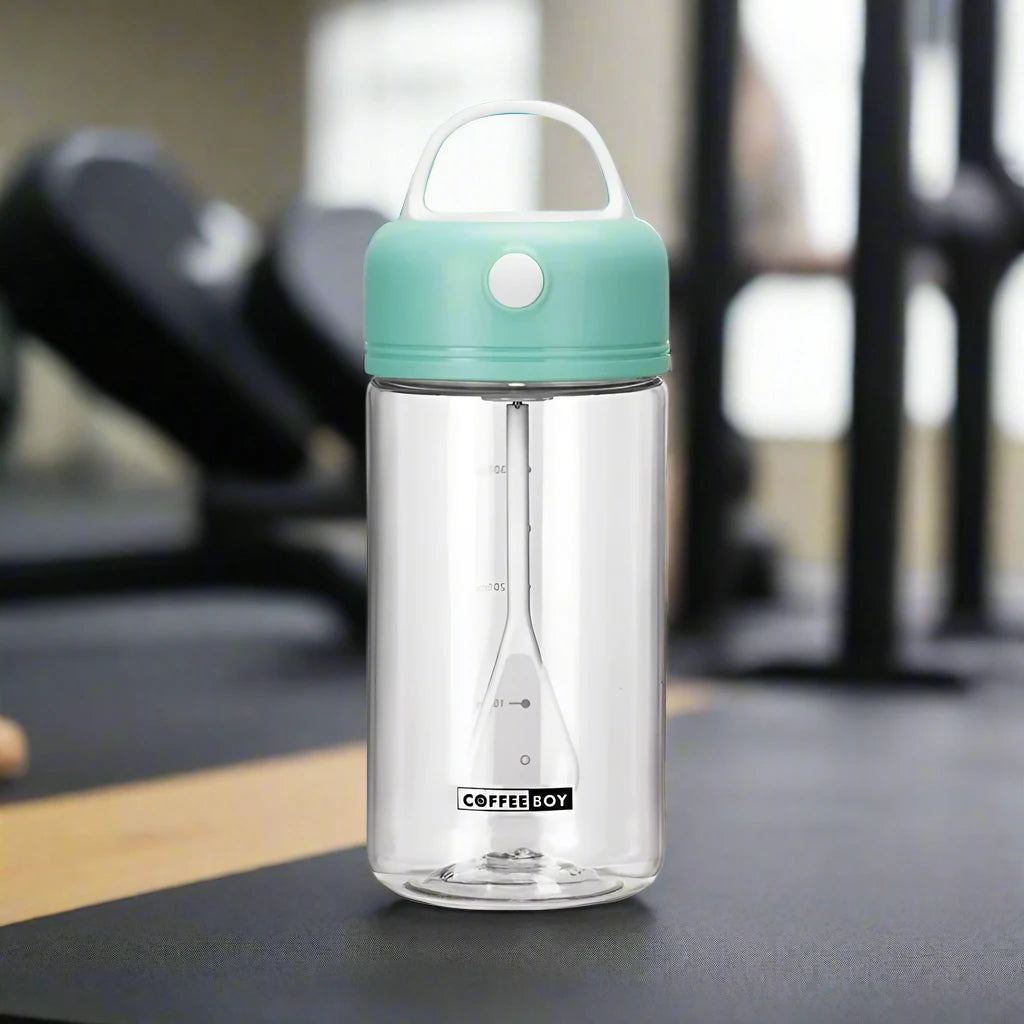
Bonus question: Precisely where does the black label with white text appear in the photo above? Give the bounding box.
[457,787,573,812]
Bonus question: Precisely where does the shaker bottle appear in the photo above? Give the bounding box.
[365,101,670,909]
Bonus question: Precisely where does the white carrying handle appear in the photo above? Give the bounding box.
[401,100,633,222]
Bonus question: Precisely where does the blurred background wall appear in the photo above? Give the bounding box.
[0,0,305,223]
[538,0,688,247]
[6,0,1024,573]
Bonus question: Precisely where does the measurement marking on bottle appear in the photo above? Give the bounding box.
[474,462,528,474]
[509,699,531,708]
[476,581,507,592]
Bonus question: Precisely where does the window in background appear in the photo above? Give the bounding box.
[740,0,862,255]
[307,0,540,219]
[905,283,956,427]
[905,0,957,431]
[995,0,1024,438]
[997,0,1024,184]
[729,0,957,439]
[993,258,1024,437]
[725,277,852,439]
[909,0,958,200]
[728,0,860,440]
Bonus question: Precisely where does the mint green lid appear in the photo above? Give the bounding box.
[364,101,670,383]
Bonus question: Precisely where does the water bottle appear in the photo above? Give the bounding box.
[365,101,670,909]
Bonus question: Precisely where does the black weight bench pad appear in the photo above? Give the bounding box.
[243,204,386,452]
[0,131,312,478]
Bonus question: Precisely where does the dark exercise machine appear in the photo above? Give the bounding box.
[0,302,17,450]
[674,0,736,633]
[676,0,1019,686]
[0,130,376,640]
[939,0,1020,635]
[243,202,383,458]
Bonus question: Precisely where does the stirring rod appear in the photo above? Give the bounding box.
[470,401,579,789]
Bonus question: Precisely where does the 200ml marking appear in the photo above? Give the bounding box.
[457,787,573,812]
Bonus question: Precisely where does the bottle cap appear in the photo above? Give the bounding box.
[364,101,670,383]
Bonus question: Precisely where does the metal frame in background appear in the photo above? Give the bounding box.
[676,0,1021,685]
[941,0,1022,634]
[676,0,737,634]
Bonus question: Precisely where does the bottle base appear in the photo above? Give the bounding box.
[374,848,655,911]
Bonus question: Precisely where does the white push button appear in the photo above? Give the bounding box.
[488,253,544,308]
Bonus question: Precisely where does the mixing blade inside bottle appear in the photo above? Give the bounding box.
[469,400,579,789]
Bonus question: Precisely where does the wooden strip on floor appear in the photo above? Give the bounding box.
[0,681,711,927]
[665,679,715,716]
[0,744,366,928]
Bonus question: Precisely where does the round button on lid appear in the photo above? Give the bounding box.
[487,252,544,308]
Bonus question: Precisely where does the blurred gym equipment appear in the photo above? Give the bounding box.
[0,302,16,452]
[676,0,1023,686]
[0,131,312,478]
[0,130,371,638]
[931,0,1019,636]
[244,203,386,457]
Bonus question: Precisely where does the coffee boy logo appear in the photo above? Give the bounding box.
[457,787,573,812]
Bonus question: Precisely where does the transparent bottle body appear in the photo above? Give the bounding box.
[367,376,667,910]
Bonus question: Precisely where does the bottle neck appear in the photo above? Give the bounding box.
[370,376,663,400]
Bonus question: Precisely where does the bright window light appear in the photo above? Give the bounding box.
[735,0,959,437]
[307,0,540,218]
[994,258,1024,438]
[725,278,853,439]
[905,283,955,428]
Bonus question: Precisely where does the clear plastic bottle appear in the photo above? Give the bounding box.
[364,102,670,909]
